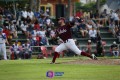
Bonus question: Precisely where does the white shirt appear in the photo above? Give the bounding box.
[89,29,97,37]
[27,11,34,19]
[87,24,92,30]
[50,30,55,37]
[11,24,16,31]
[22,43,31,51]
[46,19,51,25]
[114,13,119,20]
[20,24,27,31]
[31,30,37,40]
[12,44,19,51]
[37,30,46,38]
[22,11,28,18]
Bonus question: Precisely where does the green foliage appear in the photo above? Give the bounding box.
[100,0,107,6]
[75,0,106,12]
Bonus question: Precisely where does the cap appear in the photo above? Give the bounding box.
[88,40,91,43]
[58,17,65,21]
[113,41,116,44]
[81,19,84,22]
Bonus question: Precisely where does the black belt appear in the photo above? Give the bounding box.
[64,39,72,43]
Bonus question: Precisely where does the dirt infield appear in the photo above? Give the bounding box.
[64,58,120,65]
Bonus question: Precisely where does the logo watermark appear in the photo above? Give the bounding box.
[46,71,64,78]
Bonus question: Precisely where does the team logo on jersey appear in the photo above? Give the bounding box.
[58,29,67,34]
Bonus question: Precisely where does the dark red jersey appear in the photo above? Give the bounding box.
[55,24,72,42]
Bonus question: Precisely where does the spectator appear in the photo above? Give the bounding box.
[94,10,99,19]
[3,16,9,29]
[108,21,116,37]
[10,21,18,38]
[34,19,40,30]
[22,40,32,59]
[100,9,108,18]
[27,9,34,20]
[109,10,115,22]
[30,29,37,46]
[11,40,21,59]
[110,41,119,57]
[90,10,94,19]
[20,21,28,37]
[26,16,31,24]
[21,9,27,21]
[89,27,97,43]
[75,9,83,18]
[86,20,93,31]
[114,10,119,27]
[37,28,49,45]
[78,19,88,38]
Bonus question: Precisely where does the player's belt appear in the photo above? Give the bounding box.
[64,38,72,43]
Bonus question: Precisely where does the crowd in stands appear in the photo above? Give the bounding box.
[0,5,120,59]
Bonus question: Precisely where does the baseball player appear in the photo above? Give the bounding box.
[0,28,8,60]
[51,17,97,64]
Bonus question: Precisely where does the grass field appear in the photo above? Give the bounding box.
[0,57,120,80]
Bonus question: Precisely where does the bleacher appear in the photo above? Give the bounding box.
[6,26,119,57]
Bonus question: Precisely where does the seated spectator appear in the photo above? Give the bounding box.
[108,21,116,37]
[89,27,97,43]
[78,19,88,38]
[37,28,49,45]
[22,40,32,59]
[10,21,18,38]
[21,9,27,21]
[26,24,33,38]
[27,9,34,20]
[110,41,119,57]
[86,21,93,31]
[96,21,104,28]
[3,17,10,29]
[11,40,21,59]
[116,27,120,43]
[113,10,119,28]
[30,29,37,46]
[20,21,28,37]
[34,19,40,30]
[26,16,31,24]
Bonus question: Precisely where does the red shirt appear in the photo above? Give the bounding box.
[75,12,83,18]
[56,24,72,42]
[34,24,40,30]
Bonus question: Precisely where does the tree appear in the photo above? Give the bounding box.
[36,0,41,11]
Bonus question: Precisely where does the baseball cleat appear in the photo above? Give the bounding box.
[91,54,97,60]
[50,62,55,64]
